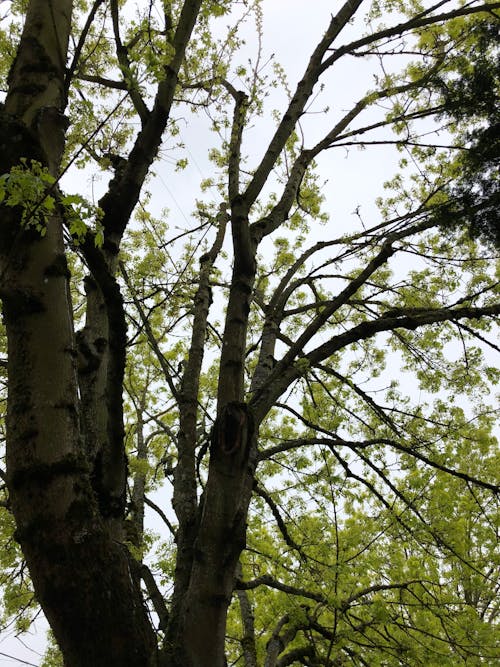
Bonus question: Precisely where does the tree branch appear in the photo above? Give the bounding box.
[243,0,365,208]
[110,0,150,125]
[119,260,180,402]
[253,482,306,558]
[228,90,249,202]
[236,563,258,667]
[236,574,327,604]
[144,495,176,536]
[65,0,106,95]
[97,0,204,250]
[322,2,500,72]
[140,563,169,631]
[74,73,128,90]
[253,291,499,422]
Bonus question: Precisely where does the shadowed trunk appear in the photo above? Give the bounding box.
[0,1,157,664]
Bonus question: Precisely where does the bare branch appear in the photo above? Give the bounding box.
[110,0,150,125]
[140,563,169,631]
[253,297,500,422]
[75,73,128,90]
[236,574,327,605]
[322,2,500,72]
[65,0,106,94]
[244,0,365,208]
[228,91,249,202]
[144,495,176,536]
[119,261,180,402]
[253,482,306,558]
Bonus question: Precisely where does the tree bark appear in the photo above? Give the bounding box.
[0,1,157,664]
[175,419,257,667]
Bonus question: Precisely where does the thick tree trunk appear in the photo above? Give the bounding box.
[0,1,157,664]
[0,164,157,667]
[2,2,258,665]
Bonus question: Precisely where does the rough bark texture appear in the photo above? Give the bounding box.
[177,406,257,667]
[0,1,157,664]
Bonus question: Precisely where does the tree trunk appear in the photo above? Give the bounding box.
[0,1,157,664]
[164,194,259,665]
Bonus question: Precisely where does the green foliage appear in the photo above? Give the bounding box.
[233,421,499,665]
[0,159,55,235]
[40,631,64,667]
[61,193,104,247]
[0,504,38,635]
[402,15,499,247]
[0,160,104,245]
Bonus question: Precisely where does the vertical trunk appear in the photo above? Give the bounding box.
[179,424,257,667]
[236,563,258,667]
[165,209,229,662]
[1,176,157,667]
[172,200,258,666]
[0,1,156,663]
[77,248,129,541]
[129,390,148,548]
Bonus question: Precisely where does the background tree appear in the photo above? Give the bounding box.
[0,1,499,666]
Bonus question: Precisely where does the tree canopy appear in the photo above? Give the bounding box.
[0,1,499,666]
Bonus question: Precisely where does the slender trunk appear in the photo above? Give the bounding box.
[236,563,258,667]
[130,398,147,544]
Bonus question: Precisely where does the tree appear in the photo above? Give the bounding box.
[430,16,500,246]
[0,1,499,666]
